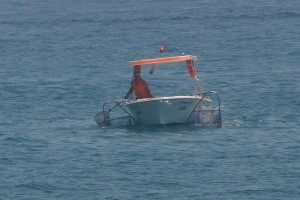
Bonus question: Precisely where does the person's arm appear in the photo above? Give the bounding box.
[124,81,133,99]
[142,79,153,98]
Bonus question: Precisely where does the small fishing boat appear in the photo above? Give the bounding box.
[95,50,222,127]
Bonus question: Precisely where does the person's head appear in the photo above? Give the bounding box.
[134,65,141,78]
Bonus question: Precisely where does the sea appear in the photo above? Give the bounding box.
[1,0,299,199]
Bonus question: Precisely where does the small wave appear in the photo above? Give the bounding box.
[3,135,32,143]
[3,136,21,142]
[0,121,13,126]
[287,50,300,56]
[161,16,191,21]
[131,15,191,23]
[15,182,57,192]
[272,11,300,19]
[0,157,13,163]
[70,18,96,23]
[218,14,263,21]
[218,11,300,21]
[222,119,247,127]
[222,117,264,128]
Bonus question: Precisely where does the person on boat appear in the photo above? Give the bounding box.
[124,65,153,99]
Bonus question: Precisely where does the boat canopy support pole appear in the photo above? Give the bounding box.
[195,76,201,95]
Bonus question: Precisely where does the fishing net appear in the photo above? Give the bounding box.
[94,110,136,128]
[109,116,136,127]
[94,111,111,127]
[186,92,222,127]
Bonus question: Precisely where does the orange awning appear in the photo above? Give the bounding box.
[129,55,197,66]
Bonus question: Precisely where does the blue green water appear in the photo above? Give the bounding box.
[1,0,299,199]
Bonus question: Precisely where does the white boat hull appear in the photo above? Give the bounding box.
[125,96,202,125]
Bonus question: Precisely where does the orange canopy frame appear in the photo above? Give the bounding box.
[129,55,197,66]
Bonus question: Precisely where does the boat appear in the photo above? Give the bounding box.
[95,50,222,128]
